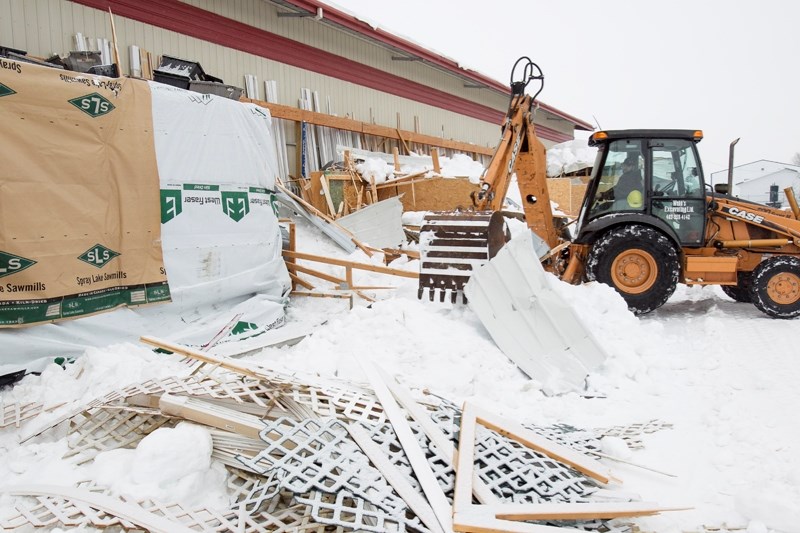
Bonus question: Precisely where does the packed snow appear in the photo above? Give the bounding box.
[1,140,799,532]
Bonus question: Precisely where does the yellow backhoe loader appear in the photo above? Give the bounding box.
[418,57,800,318]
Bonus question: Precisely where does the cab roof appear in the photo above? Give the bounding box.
[589,129,703,146]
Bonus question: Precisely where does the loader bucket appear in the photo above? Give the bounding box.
[417,211,508,303]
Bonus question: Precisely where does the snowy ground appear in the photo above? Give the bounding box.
[1,215,799,533]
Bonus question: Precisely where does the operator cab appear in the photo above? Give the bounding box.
[579,129,707,246]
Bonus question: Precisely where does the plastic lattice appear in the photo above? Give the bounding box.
[594,419,673,449]
[475,425,598,504]
[0,400,48,429]
[237,417,425,531]
[296,489,427,533]
[288,383,385,424]
[64,405,175,464]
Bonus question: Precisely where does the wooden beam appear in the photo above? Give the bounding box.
[283,250,419,279]
[242,98,494,156]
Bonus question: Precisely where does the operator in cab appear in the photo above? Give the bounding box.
[614,155,644,208]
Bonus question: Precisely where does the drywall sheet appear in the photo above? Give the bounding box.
[0,59,168,327]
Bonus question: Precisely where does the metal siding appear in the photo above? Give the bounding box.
[4,0,567,152]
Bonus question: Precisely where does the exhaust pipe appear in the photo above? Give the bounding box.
[727,138,740,196]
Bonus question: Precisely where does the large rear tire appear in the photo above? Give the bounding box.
[721,271,753,303]
[586,225,679,315]
[750,256,800,319]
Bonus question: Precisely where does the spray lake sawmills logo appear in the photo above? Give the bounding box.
[78,244,120,268]
[68,92,115,118]
[0,251,36,279]
[0,83,16,98]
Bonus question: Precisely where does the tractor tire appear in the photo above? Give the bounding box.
[586,225,679,315]
[721,272,753,303]
[750,256,800,319]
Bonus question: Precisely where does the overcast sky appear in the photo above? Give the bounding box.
[330,0,799,174]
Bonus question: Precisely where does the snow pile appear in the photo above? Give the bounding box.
[437,152,485,182]
[547,138,597,177]
[355,157,395,183]
[89,422,228,508]
[355,151,485,185]
[2,216,800,533]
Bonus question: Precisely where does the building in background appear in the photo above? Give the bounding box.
[710,160,800,207]
[0,0,592,178]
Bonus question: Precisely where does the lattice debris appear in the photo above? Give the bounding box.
[4,337,672,532]
[595,420,674,449]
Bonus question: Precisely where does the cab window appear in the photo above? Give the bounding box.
[588,139,645,218]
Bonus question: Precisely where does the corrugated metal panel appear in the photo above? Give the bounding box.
[463,232,607,392]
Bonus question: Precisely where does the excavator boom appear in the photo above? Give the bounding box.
[417,58,561,303]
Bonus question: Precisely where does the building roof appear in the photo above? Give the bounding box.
[277,0,593,131]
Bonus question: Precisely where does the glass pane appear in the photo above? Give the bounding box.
[589,139,645,218]
[651,140,703,198]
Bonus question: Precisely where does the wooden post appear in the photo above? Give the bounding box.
[370,176,378,204]
[431,148,441,174]
[107,8,121,77]
[392,147,401,172]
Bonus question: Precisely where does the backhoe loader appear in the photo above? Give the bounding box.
[418,57,800,318]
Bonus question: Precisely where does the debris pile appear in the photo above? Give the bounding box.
[1,337,680,532]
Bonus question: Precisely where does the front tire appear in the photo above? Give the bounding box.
[750,256,800,319]
[586,225,679,315]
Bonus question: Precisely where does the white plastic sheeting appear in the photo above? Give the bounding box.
[3,83,290,363]
[464,232,607,393]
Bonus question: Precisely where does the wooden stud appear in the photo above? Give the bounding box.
[392,147,401,172]
[431,148,441,174]
[320,176,337,218]
[371,176,378,205]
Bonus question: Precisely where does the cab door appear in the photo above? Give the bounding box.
[648,139,705,246]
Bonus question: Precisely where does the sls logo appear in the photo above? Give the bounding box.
[68,92,115,117]
[0,251,36,279]
[78,244,120,268]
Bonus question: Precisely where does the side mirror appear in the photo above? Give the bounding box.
[714,184,729,194]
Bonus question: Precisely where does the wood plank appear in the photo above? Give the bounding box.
[347,423,444,533]
[241,99,494,156]
[159,393,266,440]
[469,403,616,484]
[283,250,418,279]
[358,359,453,532]
[377,367,498,505]
[320,175,337,218]
[491,501,690,521]
[139,336,263,380]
